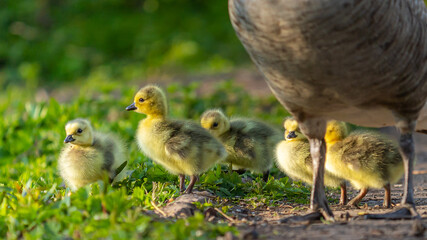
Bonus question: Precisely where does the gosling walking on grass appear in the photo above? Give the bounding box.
[126,85,227,193]
[324,121,404,208]
[200,109,282,181]
[58,119,127,191]
[275,118,347,205]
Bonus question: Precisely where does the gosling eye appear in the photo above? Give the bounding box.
[77,128,83,134]
[213,122,219,128]
[287,131,297,139]
[139,98,145,103]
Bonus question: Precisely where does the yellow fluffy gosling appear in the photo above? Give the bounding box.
[325,121,404,208]
[126,85,227,193]
[58,119,127,191]
[275,118,348,205]
[200,109,282,181]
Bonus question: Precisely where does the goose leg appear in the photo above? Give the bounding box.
[184,175,199,194]
[347,188,368,207]
[179,174,186,193]
[308,133,334,220]
[383,183,391,208]
[281,119,333,223]
[363,119,419,219]
[339,182,347,205]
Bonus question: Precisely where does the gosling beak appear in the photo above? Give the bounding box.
[126,103,137,111]
[287,131,297,139]
[64,135,75,143]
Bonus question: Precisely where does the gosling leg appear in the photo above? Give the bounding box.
[179,174,186,193]
[184,175,199,194]
[339,182,347,205]
[233,169,246,174]
[383,183,391,208]
[262,170,270,182]
[363,118,419,219]
[347,188,368,207]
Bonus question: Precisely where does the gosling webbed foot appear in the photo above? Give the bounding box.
[337,204,359,211]
[360,204,420,220]
[346,201,361,209]
[345,188,368,209]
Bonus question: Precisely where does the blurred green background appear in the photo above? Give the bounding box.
[2,0,427,89]
[1,0,251,89]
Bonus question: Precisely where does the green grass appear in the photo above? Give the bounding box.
[0,79,313,239]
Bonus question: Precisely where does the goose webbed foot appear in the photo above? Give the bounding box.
[280,209,334,224]
[360,204,420,220]
[281,190,334,224]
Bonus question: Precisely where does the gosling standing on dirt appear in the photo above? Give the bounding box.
[200,109,282,181]
[324,121,404,208]
[58,119,127,191]
[126,85,227,193]
[275,118,347,205]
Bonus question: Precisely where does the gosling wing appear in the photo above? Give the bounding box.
[330,132,400,173]
[164,121,215,161]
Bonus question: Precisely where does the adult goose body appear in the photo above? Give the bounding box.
[229,0,427,220]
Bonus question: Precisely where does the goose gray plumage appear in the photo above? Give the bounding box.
[229,0,427,221]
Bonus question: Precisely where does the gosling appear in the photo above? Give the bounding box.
[126,85,227,194]
[58,119,127,191]
[324,121,404,208]
[200,109,282,181]
[275,118,348,205]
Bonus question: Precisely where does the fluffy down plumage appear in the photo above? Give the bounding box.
[126,85,227,193]
[58,119,127,191]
